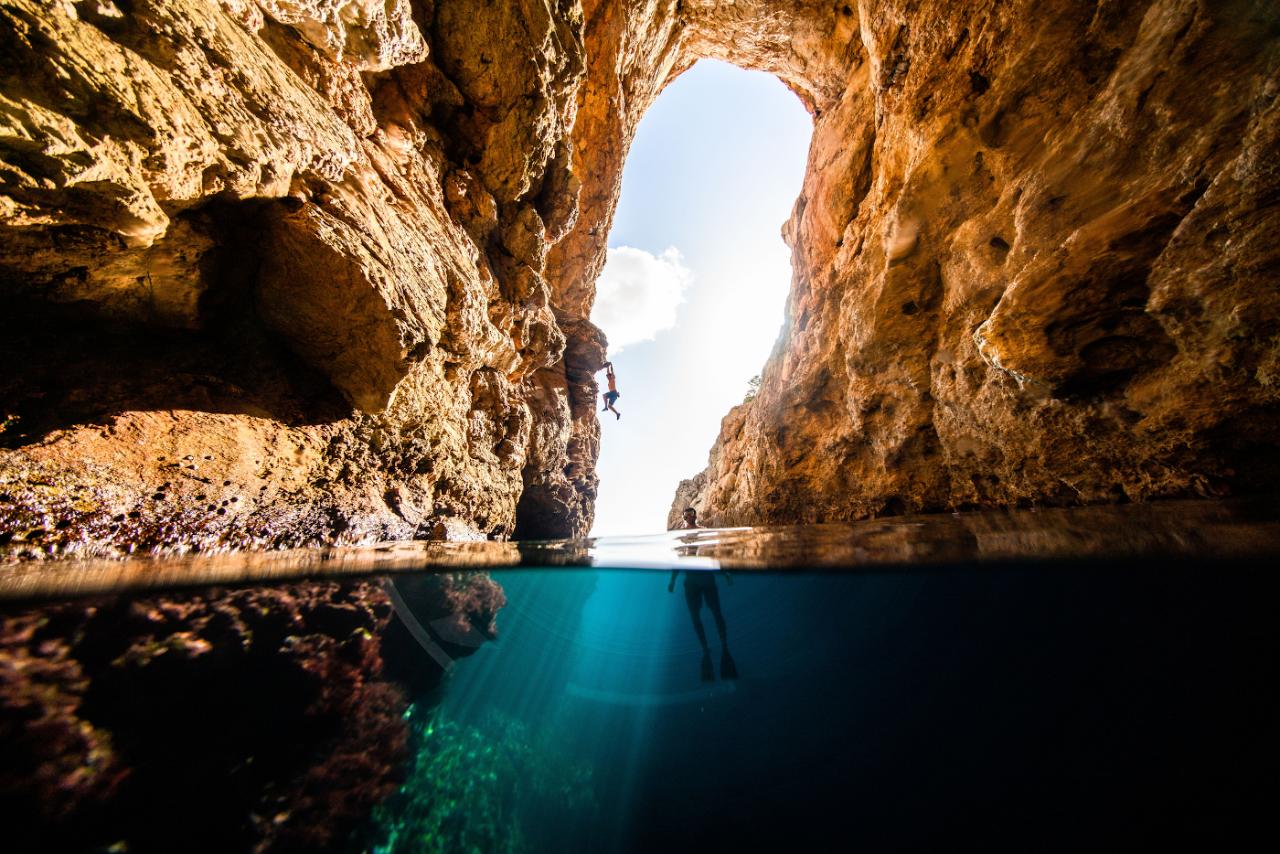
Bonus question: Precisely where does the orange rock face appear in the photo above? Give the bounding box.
[0,1,1277,553]
[670,0,1280,526]
[0,0,593,551]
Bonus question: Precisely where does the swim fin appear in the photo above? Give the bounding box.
[700,650,715,682]
[720,649,738,680]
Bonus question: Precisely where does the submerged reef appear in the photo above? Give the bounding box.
[0,572,504,853]
[1,2,1276,555]
[365,708,597,854]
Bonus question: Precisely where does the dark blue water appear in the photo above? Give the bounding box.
[368,561,1278,852]
[4,500,1280,852]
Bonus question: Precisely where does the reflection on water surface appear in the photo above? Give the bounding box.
[2,497,1278,600]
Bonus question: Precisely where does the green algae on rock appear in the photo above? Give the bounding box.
[365,708,597,854]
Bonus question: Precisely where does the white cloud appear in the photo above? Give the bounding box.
[591,246,692,351]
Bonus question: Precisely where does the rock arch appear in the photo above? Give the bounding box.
[0,0,1277,553]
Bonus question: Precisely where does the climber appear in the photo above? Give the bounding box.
[669,507,738,681]
[601,360,621,419]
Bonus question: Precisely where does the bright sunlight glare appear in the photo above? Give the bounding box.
[589,60,812,537]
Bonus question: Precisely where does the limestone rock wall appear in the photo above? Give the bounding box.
[1,1,1277,552]
[671,0,1280,526]
[0,0,602,553]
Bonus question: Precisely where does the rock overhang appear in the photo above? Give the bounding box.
[0,1,1277,554]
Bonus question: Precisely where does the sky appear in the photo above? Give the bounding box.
[588,59,812,537]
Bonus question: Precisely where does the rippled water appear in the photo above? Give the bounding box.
[2,498,1278,852]
[3,497,1278,600]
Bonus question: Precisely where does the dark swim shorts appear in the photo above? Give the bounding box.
[604,390,620,403]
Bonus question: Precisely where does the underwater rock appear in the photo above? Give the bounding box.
[365,708,598,854]
[0,574,502,852]
[1,1,1278,551]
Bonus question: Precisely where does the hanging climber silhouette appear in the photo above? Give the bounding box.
[669,507,738,681]
[601,360,621,419]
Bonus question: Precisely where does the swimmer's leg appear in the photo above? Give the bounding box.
[705,583,727,645]
[684,585,708,650]
[704,584,736,679]
[685,585,713,680]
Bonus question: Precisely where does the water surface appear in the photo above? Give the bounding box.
[3,497,1277,600]
[1,498,1278,852]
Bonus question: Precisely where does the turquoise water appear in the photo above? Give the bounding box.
[365,562,1278,852]
[3,500,1280,852]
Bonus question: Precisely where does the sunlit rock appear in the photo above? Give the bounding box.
[1,0,1277,554]
[668,0,1280,525]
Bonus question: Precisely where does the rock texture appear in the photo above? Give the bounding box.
[671,0,1280,526]
[0,0,600,554]
[0,572,503,852]
[0,1,1277,551]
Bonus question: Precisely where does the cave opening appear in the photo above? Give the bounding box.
[587,60,813,537]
